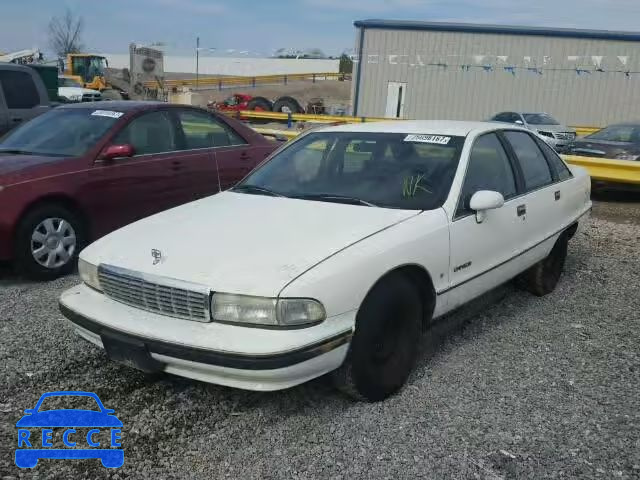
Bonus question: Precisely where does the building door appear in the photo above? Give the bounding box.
[385,82,407,118]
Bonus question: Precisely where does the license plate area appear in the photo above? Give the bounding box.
[101,333,164,373]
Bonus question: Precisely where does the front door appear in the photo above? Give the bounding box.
[385,82,407,119]
[83,110,182,237]
[447,132,526,311]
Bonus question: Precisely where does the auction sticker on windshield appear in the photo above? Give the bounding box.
[404,134,451,144]
[91,110,124,119]
[14,391,123,469]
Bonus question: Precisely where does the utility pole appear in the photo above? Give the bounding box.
[196,36,200,89]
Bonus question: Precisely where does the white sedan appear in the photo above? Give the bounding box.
[59,121,592,401]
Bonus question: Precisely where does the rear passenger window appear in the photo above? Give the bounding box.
[0,70,39,109]
[177,110,247,149]
[504,131,553,190]
[458,133,517,216]
[536,138,573,181]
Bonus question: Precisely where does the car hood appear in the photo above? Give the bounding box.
[58,86,101,96]
[0,154,70,177]
[568,138,639,157]
[530,124,574,133]
[83,192,419,297]
[16,410,122,428]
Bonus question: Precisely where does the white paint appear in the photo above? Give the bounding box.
[91,110,123,118]
[101,53,339,76]
[385,81,407,118]
[60,121,592,393]
[404,134,450,144]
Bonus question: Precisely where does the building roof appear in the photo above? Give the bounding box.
[353,19,640,42]
[318,120,511,136]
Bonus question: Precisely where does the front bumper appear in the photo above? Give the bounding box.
[59,284,353,391]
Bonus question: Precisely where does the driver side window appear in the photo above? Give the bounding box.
[457,133,517,217]
[113,111,177,156]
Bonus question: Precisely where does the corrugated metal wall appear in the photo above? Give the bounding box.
[353,28,640,126]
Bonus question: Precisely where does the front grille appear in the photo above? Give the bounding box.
[555,132,576,141]
[82,93,102,102]
[98,265,209,322]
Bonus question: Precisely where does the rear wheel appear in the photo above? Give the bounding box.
[247,96,273,111]
[14,204,85,280]
[521,233,568,296]
[332,273,423,401]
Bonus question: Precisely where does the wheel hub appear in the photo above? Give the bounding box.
[30,217,77,269]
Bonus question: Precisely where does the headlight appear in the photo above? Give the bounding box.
[210,293,325,327]
[537,130,555,138]
[615,153,639,161]
[78,258,101,291]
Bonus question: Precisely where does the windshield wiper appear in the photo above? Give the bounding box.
[231,184,286,197]
[294,193,378,207]
[0,149,35,155]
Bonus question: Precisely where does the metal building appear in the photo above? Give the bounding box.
[351,20,640,126]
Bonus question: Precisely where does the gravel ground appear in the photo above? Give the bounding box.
[1,203,639,479]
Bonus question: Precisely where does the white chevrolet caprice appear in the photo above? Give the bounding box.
[60,120,592,401]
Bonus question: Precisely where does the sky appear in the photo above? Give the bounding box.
[2,0,640,58]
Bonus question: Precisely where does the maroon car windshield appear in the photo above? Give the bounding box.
[0,108,122,157]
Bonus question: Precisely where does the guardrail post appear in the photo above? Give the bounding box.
[218,79,222,91]
[236,111,241,120]
[284,75,288,86]
[361,117,366,122]
[252,77,256,88]
[312,74,316,83]
[287,112,293,128]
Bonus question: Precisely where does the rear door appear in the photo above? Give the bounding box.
[210,115,260,189]
[83,110,182,236]
[501,130,561,251]
[0,69,44,131]
[0,86,8,136]
[447,132,526,309]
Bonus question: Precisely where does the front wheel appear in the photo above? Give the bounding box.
[14,204,85,280]
[332,273,423,401]
[521,233,568,296]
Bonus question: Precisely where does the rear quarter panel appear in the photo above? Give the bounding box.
[279,208,451,320]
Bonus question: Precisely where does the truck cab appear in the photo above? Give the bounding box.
[0,63,51,136]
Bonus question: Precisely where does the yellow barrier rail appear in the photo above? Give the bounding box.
[252,128,300,140]
[230,110,602,135]
[562,155,640,185]
[144,72,350,91]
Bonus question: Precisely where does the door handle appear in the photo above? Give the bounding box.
[554,190,561,201]
[516,204,527,217]
[11,117,21,123]
[171,160,184,171]
[239,151,250,160]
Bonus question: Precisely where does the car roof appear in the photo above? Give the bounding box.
[317,120,515,136]
[58,100,169,112]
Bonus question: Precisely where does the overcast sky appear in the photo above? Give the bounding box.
[2,0,640,57]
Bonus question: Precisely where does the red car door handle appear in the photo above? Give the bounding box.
[239,152,250,160]
[171,161,184,171]
[517,204,527,217]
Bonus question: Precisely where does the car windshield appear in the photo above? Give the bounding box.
[585,125,640,143]
[0,108,120,157]
[523,113,560,125]
[59,77,82,87]
[37,395,101,412]
[236,131,465,210]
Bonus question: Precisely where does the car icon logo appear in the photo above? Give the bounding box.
[15,391,123,469]
[151,249,162,265]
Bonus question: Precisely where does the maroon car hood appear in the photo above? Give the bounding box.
[0,154,71,177]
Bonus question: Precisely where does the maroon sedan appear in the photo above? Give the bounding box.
[0,101,278,279]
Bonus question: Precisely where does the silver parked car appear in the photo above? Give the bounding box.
[489,112,576,152]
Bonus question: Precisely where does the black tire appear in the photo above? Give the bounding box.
[332,273,423,402]
[273,96,303,114]
[247,96,273,111]
[14,204,85,280]
[521,233,568,297]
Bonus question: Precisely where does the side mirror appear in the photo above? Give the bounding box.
[470,190,505,223]
[99,144,135,161]
[514,119,524,125]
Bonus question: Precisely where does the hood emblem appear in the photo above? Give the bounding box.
[151,249,162,265]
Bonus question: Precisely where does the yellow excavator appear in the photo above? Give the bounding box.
[64,53,128,100]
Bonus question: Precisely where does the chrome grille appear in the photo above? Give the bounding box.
[555,132,576,140]
[98,265,209,322]
[82,93,102,102]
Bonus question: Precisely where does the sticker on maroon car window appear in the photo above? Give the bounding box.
[404,134,450,144]
[91,110,124,119]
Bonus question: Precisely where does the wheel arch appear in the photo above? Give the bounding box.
[15,194,91,243]
[362,264,437,328]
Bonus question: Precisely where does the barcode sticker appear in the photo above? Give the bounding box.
[91,110,124,119]
[404,134,451,144]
